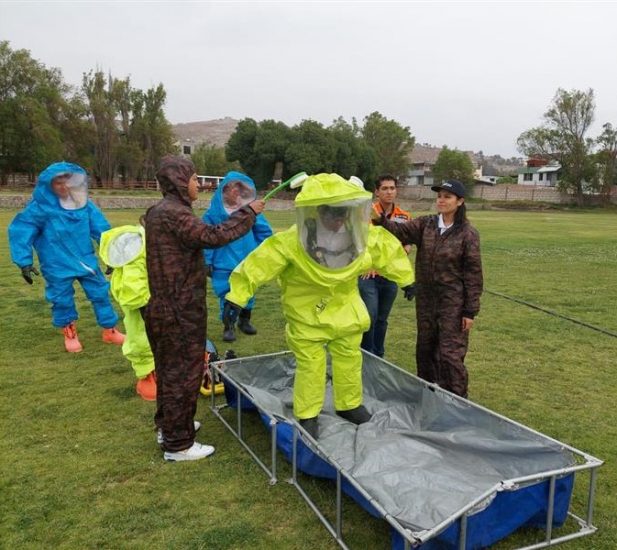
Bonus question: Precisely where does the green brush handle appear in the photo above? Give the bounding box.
[263,172,308,201]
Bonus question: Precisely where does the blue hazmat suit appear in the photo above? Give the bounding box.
[202,171,273,317]
[8,162,119,328]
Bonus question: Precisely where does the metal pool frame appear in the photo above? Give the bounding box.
[209,352,603,550]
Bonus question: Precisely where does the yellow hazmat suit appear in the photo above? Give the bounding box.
[226,174,414,420]
[99,225,154,379]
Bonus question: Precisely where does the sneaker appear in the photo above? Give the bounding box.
[62,322,83,353]
[157,421,201,445]
[136,372,156,401]
[163,441,215,462]
[299,417,319,439]
[102,327,125,345]
[336,405,372,425]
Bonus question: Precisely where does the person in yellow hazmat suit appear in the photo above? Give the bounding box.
[99,224,156,401]
[224,173,415,439]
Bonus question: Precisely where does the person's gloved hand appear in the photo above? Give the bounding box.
[402,283,417,301]
[205,264,213,278]
[248,199,266,215]
[105,265,114,276]
[223,300,242,325]
[20,265,40,285]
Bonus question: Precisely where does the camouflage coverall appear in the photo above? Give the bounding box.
[381,215,483,397]
[143,157,257,452]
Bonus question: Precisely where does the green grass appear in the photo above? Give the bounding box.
[1,208,616,549]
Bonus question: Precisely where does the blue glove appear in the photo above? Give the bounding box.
[402,283,416,301]
[223,300,241,325]
[21,265,40,285]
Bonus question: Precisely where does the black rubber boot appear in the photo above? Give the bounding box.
[222,322,236,342]
[237,309,257,335]
[299,417,319,439]
[336,405,372,425]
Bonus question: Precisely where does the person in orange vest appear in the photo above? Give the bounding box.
[359,175,412,358]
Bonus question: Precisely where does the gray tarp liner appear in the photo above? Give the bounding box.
[223,351,576,533]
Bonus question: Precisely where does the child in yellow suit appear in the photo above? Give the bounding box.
[100,224,156,400]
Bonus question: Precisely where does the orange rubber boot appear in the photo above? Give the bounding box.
[63,322,83,353]
[102,327,125,345]
[136,371,157,401]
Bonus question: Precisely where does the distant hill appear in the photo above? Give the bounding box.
[172,117,239,148]
[171,119,524,175]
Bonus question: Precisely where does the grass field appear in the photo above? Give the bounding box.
[1,207,615,549]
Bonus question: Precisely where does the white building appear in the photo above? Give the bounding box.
[517,163,561,186]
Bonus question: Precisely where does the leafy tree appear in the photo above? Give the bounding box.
[517,88,596,205]
[226,118,292,187]
[594,122,617,204]
[191,142,239,176]
[285,120,335,177]
[140,84,175,181]
[328,117,378,187]
[361,111,414,179]
[253,119,292,186]
[83,72,174,184]
[0,41,72,181]
[226,118,260,178]
[432,146,475,188]
[82,70,118,184]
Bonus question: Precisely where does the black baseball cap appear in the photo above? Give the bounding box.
[431,180,466,198]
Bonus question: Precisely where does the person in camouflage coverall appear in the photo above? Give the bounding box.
[376,180,483,397]
[143,155,264,460]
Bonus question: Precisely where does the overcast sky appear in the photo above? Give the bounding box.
[2,1,616,157]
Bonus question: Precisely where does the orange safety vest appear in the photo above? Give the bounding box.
[372,202,411,223]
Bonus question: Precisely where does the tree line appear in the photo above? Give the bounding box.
[2,40,614,202]
[220,113,415,190]
[0,41,174,185]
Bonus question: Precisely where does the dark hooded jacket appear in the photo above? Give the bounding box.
[143,156,257,451]
[144,157,256,322]
[381,214,483,396]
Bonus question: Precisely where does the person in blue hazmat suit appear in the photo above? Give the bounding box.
[8,162,124,352]
[203,171,273,342]
[223,173,415,439]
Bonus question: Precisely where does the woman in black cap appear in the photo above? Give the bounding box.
[374,179,483,398]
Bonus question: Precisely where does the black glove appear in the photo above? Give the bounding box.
[20,265,40,285]
[105,265,114,275]
[371,212,387,226]
[402,283,417,301]
[223,300,241,325]
[205,264,213,278]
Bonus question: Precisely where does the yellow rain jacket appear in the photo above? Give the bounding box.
[99,225,154,379]
[227,174,414,419]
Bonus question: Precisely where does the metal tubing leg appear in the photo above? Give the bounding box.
[587,467,597,526]
[458,514,467,550]
[336,470,343,539]
[270,419,278,485]
[544,476,556,543]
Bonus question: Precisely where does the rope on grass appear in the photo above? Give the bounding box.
[486,289,617,339]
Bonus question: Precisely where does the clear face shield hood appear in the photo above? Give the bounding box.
[106,231,144,267]
[223,180,256,214]
[297,198,371,269]
[53,172,88,210]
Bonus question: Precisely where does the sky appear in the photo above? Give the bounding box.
[2,1,617,158]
